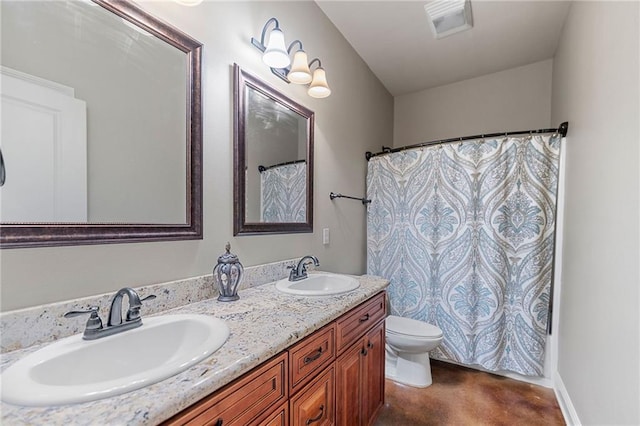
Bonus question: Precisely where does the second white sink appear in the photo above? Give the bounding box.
[275,273,360,296]
[1,314,229,406]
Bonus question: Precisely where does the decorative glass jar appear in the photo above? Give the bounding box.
[213,242,243,302]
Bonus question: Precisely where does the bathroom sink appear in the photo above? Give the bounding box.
[1,314,229,406]
[275,273,360,296]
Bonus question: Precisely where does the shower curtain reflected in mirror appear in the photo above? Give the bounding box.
[367,134,561,376]
[260,161,307,222]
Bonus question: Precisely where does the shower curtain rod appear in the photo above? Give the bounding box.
[365,121,569,161]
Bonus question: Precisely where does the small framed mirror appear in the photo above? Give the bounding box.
[233,64,314,235]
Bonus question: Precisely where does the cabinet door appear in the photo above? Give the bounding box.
[260,402,288,426]
[362,322,385,426]
[335,341,364,426]
[290,366,335,426]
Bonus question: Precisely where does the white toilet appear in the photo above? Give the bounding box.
[385,315,444,388]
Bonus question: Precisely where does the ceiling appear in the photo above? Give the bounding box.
[316,0,572,96]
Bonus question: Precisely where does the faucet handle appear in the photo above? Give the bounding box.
[126,294,156,322]
[64,306,103,332]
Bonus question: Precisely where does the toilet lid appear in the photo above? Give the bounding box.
[386,315,443,338]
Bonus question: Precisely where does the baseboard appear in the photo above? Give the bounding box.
[554,371,582,425]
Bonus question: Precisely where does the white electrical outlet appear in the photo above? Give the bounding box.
[322,228,330,245]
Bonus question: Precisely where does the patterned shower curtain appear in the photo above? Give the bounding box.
[367,134,561,376]
[260,161,306,222]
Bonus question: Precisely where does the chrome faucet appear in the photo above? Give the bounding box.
[64,287,156,340]
[289,255,320,281]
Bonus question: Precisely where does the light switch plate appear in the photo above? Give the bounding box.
[322,228,330,245]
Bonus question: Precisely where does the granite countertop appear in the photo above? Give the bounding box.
[0,274,388,425]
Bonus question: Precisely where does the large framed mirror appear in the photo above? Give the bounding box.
[233,64,314,235]
[0,0,202,248]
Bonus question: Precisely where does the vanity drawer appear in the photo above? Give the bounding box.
[290,366,335,426]
[335,292,386,354]
[163,353,288,426]
[289,323,335,394]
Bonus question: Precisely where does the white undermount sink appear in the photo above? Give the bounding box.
[1,314,229,406]
[275,273,360,296]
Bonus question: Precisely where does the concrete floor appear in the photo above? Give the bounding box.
[375,359,565,426]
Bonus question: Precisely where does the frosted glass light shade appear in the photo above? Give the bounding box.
[308,67,331,98]
[262,28,290,69]
[287,50,312,84]
[174,0,203,6]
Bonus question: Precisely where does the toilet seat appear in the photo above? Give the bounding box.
[386,315,443,339]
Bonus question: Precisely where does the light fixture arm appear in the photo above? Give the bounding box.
[287,40,304,54]
[308,58,323,70]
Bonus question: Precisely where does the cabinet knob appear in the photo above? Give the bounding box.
[361,347,368,356]
[215,420,223,426]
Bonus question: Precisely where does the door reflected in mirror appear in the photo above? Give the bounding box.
[233,64,314,235]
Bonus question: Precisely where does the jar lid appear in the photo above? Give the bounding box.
[217,242,240,265]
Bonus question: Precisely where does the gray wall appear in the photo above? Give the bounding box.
[393,59,553,145]
[551,1,639,424]
[0,1,393,311]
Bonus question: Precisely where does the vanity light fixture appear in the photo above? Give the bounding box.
[251,18,331,98]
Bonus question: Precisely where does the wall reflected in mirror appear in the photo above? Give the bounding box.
[233,64,314,235]
[1,0,186,224]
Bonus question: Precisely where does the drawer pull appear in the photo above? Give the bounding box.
[303,347,324,364]
[305,404,325,425]
[215,420,223,426]
[359,313,370,323]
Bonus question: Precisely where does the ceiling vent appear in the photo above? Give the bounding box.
[424,0,473,39]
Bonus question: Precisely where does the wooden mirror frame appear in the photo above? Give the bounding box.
[0,0,202,249]
[233,64,314,235]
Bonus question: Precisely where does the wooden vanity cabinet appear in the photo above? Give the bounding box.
[162,353,288,426]
[163,291,386,426]
[335,311,385,426]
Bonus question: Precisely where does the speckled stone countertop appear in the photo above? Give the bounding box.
[0,274,388,425]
